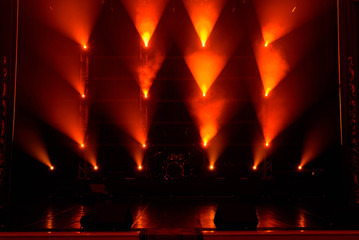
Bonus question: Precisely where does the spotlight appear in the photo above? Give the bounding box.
[202,92,206,97]
[209,165,214,170]
[202,41,206,47]
[265,88,271,97]
[80,143,85,149]
[142,32,151,48]
[138,165,142,170]
[144,92,148,99]
[264,41,269,47]
[265,142,269,147]
[83,45,87,49]
[203,141,207,147]
[94,165,98,171]
[81,94,85,99]
[50,166,54,171]
[252,165,257,170]
[142,143,146,148]
[298,165,302,170]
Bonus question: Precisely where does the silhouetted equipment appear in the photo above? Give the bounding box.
[80,203,132,231]
[214,203,258,230]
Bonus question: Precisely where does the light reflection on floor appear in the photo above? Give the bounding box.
[4,199,330,231]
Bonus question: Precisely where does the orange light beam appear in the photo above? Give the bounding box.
[121,0,169,47]
[183,0,227,47]
[185,49,229,96]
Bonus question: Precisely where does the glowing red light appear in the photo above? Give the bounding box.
[264,42,269,47]
[202,92,206,97]
[50,166,54,171]
[80,143,85,149]
[142,143,146,148]
[81,94,85,98]
[83,45,87,49]
[203,141,207,147]
[298,165,302,170]
[209,165,214,170]
[253,165,257,170]
[265,142,269,147]
[138,165,142,170]
[94,165,98,171]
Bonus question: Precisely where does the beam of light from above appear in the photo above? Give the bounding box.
[185,49,229,96]
[253,0,328,45]
[35,0,102,47]
[183,0,227,47]
[121,0,169,47]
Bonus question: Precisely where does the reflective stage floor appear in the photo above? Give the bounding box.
[1,197,356,232]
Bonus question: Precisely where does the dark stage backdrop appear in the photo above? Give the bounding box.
[12,0,340,199]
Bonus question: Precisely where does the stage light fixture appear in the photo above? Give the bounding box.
[83,45,87,49]
[138,165,142,170]
[142,143,146,148]
[264,41,269,47]
[202,41,206,47]
[94,165,98,171]
[50,166,54,171]
[298,165,302,170]
[253,165,257,170]
[202,92,206,97]
[80,143,85,149]
[81,94,85,99]
[209,165,214,170]
[203,141,207,147]
[142,32,150,48]
[144,92,148,99]
[265,142,269,147]
[265,88,271,97]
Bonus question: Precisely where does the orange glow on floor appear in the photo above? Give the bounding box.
[183,0,226,47]
[122,0,169,47]
[185,49,228,95]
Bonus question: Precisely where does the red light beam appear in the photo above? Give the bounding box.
[121,0,169,47]
[183,0,227,47]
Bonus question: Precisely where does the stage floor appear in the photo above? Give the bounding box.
[2,197,354,232]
